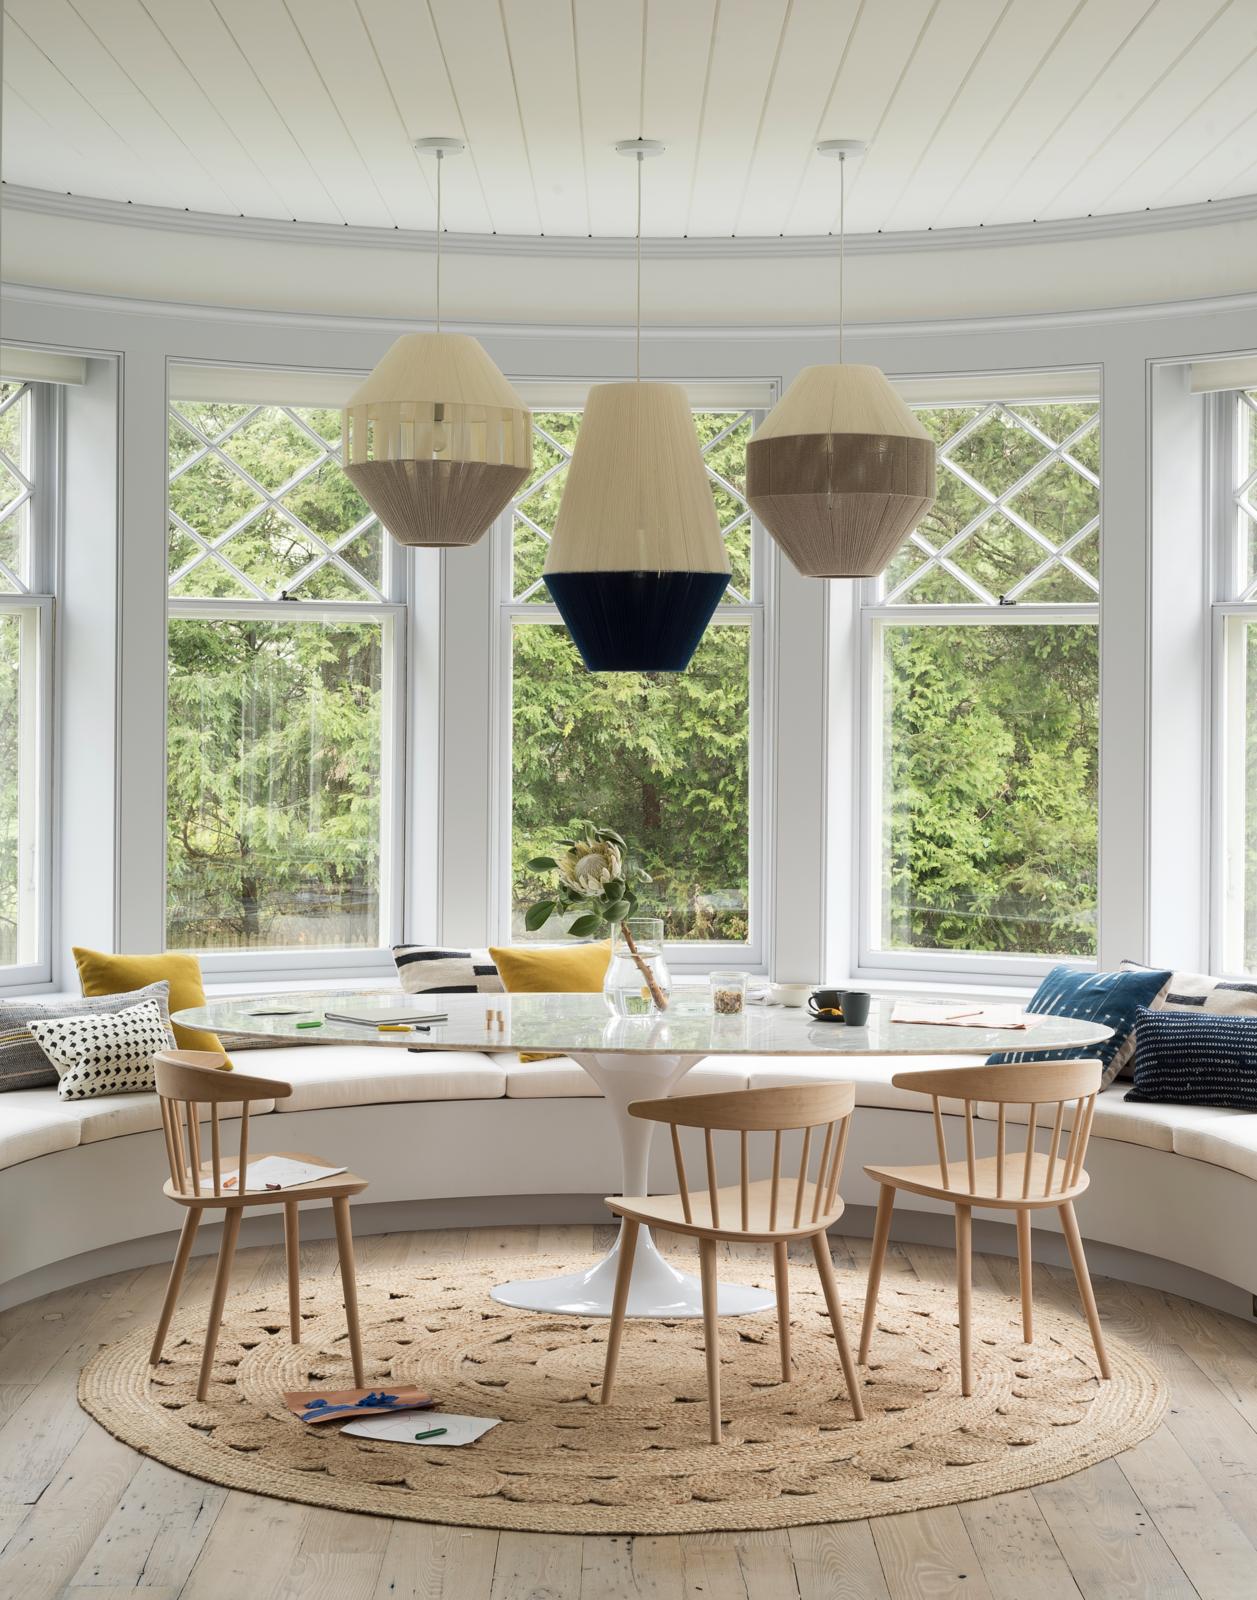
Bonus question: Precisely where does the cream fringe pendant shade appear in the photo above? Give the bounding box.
[343,139,531,549]
[544,141,729,672]
[747,143,935,579]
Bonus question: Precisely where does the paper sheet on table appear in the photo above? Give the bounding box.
[222,1155,347,1192]
[340,1412,501,1447]
[891,1002,1043,1030]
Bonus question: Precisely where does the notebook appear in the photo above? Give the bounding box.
[323,1010,448,1027]
[285,1386,435,1425]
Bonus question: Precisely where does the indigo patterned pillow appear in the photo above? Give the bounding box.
[0,981,173,1093]
[392,945,503,996]
[1126,1006,1257,1110]
[28,998,176,1101]
[988,963,1172,1089]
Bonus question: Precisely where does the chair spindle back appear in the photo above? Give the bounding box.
[630,1083,856,1234]
[153,1052,292,1200]
[892,1060,1102,1199]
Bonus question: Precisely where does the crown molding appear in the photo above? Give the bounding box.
[4,183,1256,259]
[5,279,1257,342]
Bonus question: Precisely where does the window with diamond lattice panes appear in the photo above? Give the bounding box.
[868,398,1100,963]
[508,410,758,946]
[166,399,396,954]
[1216,389,1257,972]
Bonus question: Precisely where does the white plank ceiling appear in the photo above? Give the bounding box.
[3,0,1255,237]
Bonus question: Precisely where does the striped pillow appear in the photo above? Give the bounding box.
[1126,1007,1257,1110]
[1117,960,1257,1078]
[0,981,173,1093]
[391,945,504,996]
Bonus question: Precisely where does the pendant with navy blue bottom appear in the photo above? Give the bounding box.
[544,570,731,672]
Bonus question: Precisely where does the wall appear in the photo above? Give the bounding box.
[2,247,1256,991]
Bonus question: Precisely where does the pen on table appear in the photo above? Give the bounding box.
[945,1009,982,1021]
[414,1426,447,1441]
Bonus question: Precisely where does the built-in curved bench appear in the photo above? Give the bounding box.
[4,1044,1256,1321]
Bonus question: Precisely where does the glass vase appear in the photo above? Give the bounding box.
[603,918,672,1017]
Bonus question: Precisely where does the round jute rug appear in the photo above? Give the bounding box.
[79,1254,1166,1535]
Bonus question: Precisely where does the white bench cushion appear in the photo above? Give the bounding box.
[0,1090,82,1168]
[73,1091,273,1144]
[264,1045,506,1113]
[497,1053,748,1098]
[744,1054,985,1114]
[1171,1112,1257,1182]
[973,1090,1239,1155]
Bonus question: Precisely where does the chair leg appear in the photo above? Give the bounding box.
[1016,1207,1034,1344]
[773,1240,792,1382]
[196,1206,242,1402]
[811,1232,865,1421]
[332,1195,365,1388]
[284,1202,301,1344]
[1059,1201,1111,1380]
[601,1218,639,1405]
[698,1237,722,1444]
[859,1182,896,1363]
[150,1209,201,1366]
[955,1204,973,1397]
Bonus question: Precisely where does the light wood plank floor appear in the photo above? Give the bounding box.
[2,1223,1257,1600]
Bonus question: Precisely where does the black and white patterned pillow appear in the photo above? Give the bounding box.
[392,945,503,996]
[1118,960,1257,1077]
[1126,1007,1257,1110]
[0,981,173,1093]
[28,999,176,1101]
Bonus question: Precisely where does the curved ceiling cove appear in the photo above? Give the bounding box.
[2,0,1255,243]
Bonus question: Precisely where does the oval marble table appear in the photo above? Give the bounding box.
[176,991,1112,1322]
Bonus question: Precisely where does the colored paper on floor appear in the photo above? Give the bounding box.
[341,1412,501,1447]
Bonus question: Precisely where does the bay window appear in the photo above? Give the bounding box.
[503,405,762,959]
[861,395,1101,972]
[166,392,403,959]
[1213,386,1257,973]
[0,379,54,983]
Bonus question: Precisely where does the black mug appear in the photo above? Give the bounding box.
[808,987,872,1027]
[808,988,845,1020]
[840,990,871,1027]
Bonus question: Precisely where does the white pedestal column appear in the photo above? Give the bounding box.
[490,1049,776,1318]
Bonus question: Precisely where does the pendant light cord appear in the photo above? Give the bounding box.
[435,149,443,334]
[635,149,643,383]
[838,151,845,365]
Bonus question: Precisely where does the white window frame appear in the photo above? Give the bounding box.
[856,395,1101,984]
[492,394,771,974]
[0,380,59,990]
[165,394,408,976]
[1209,386,1257,975]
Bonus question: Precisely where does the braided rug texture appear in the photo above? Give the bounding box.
[79,1254,1166,1535]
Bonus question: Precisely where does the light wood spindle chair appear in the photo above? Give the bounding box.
[600,1083,864,1444]
[150,1050,369,1401]
[859,1060,1110,1396]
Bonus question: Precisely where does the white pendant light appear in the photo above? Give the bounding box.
[543,139,730,672]
[747,140,936,578]
[343,138,532,548]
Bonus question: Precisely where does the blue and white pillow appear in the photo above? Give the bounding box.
[988,963,1172,1089]
[1126,1006,1257,1110]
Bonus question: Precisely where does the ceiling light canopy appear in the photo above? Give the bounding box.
[343,137,531,549]
[544,140,729,672]
[747,140,935,578]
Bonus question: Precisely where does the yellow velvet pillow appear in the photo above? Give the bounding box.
[488,941,611,1062]
[73,947,229,1061]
